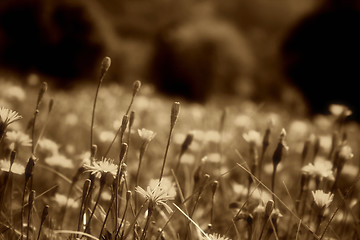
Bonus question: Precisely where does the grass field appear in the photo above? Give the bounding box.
[0,57,360,240]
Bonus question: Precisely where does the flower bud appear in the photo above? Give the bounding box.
[100,57,111,75]
[133,80,142,97]
[170,102,180,129]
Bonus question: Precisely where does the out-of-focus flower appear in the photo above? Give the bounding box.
[312,190,334,209]
[6,130,32,150]
[234,114,254,129]
[243,130,261,147]
[205,153,222,163]
[204,233,231,240]
[138,128,156,142]
[302,157,334,181]
[45,154,74,169]
[329,104,352,117]
[319,135,332,153]
[38,138,60,155]
[83,157,118,179]
[64,113,79,126]
[99,130,115,143]
[288,120,309,141]
[0,159,25,175]
[135,177,176,213]
[3,85,26,102]
[232,182,272,204]
[339,145,354,161]
[204,130,221,143]
[181,153,195,165]
[53,193,79,209]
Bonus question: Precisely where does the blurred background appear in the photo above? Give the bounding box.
[0,0,359,118]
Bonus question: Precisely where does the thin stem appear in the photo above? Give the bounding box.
[140,205,153,240]
[20,180,28,240]
[160,127,174,181]
[99,186,115,239]
[84,184,104,234]
[90,74,104,152]
[115,192,130,238]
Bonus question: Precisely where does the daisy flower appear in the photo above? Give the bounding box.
[45,154,74,169]
[302,157,334,181]
[204,233,231,240]
[312,190,334,209]
[329,104,352,117]
[0,107,23,127]
[83,157,118,179]
[53,193,79,209]
[135,177,176,213]
[339,145,354,161]
[0,107,22,140]
[6,130,32,150]
[243,130,262,147]
[138,128,156,143]
[0,159,25,175]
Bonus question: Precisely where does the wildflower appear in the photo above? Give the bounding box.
[99,130,115,143]
[302,157,334,181]
[45,154,74,169]
[38,138,60,155]
[6,130,32,150]
[243,130,262,147]
[204,233,231,240]
[83,157,118,179]
[234,114,254,129]
[53,193,79,209]
[0,107,23,127]
[204,130,221,143]
[0,159,25,175]
[339,145,354,161]
[329,104,352,117]
[135,177,176,213]
[138,128,156,143]
[0,107,22,140]
[312,190,334,209]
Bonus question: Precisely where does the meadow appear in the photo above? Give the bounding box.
[0,57,359,240]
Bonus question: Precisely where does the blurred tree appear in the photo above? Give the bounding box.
[282,0,360,118]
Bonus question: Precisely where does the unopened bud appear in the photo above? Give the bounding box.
[133,80,142,97]
[180,132,194,156]
[100,57,111,75]
[120,143,128,162]
[41,205,49,224]
[170,102,180,129]
[48,98,54,113]
[265,200,274,218]
[91,144,98,159]
[82,179,92,200]
[126,190,132,201]
[10,150,16,166]
[25,156,35,182]
[121,115,129,134]
[36,82,48,108]
[211,180,219,196]
[129,111,135,128]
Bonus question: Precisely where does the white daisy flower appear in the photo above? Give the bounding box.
[135,177,176,213]
[312,190,334,209]
[83,157,118,179]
